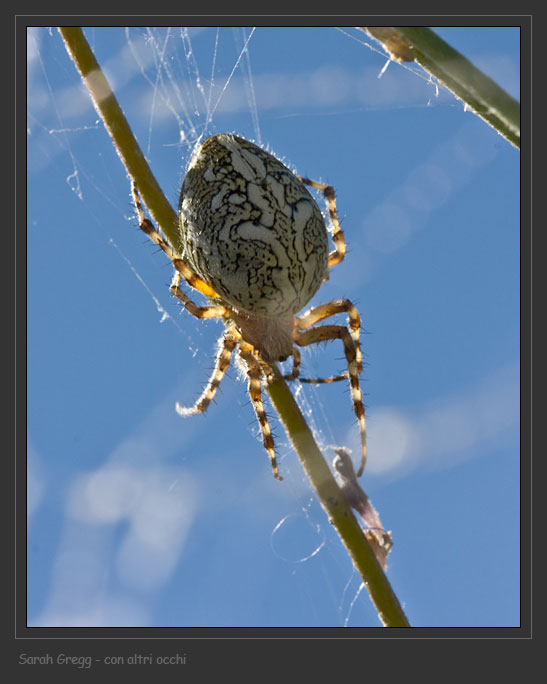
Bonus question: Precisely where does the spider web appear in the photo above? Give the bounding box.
[27,26,521,629]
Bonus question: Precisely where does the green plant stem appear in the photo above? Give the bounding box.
[58,26,410,627]
[59,27,180,248]
[361,26,520,149]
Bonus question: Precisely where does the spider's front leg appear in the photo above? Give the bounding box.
[130,182,220,301]
[298,177,345,271]
[294,323,367,477]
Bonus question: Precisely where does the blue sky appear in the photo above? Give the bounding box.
[27,26,520,628]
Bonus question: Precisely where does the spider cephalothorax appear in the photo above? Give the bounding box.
[133,133,367,481]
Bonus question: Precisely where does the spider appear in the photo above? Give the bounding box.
[132,133,367,481]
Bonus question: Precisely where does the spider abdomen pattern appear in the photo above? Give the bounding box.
[179,134,329,319]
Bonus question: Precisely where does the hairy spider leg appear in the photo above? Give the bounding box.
[239,343,282,481]
[176,328,240,417]
[284,298,363,383]
[283,347,301,381]
[131,183,220,300]
[295,324,367,477]
[283,346,347,384]
[297,299,363,374]
[298,177,346,270]
[169,273,227,319]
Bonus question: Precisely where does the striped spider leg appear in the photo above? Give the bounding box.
[238,341,282,480]
[291,300,367,477]
[287,178,367,476]
[298,177,346,271]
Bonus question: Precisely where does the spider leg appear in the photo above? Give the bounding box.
[298,177,345,271]
[176,328,240,417]
[239,345,282,481]
[283,346,347,383]
[131,183,220,300]
[299,374,348,384]
[295,324,367,477]
[283,347,301,381]
[297,299,363,373]
[170,273,227,319]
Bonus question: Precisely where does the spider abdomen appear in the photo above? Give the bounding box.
[179,134,329,318]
